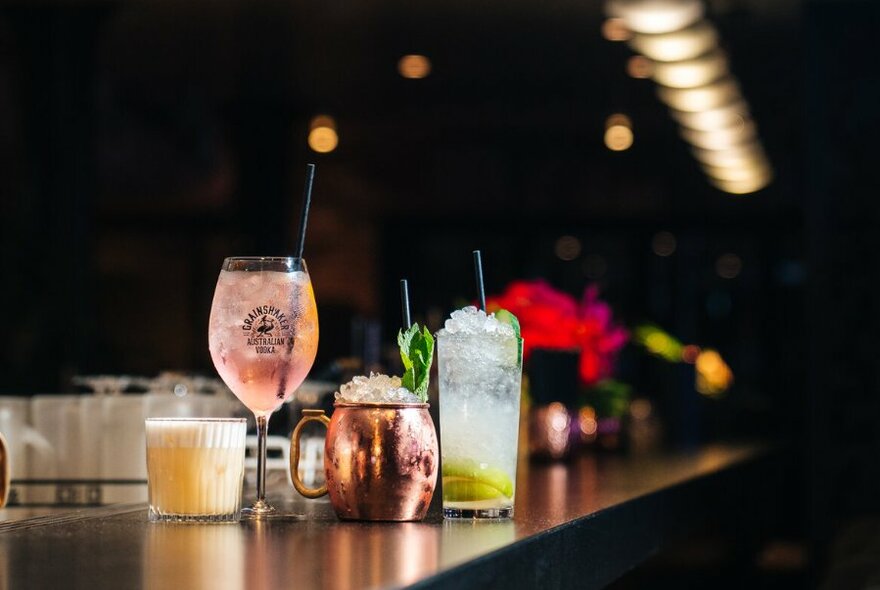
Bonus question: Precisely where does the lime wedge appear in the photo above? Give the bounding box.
[443,477,508,502]
[442,459,514,498]
[494,309,520,340]
[494,308,522,365]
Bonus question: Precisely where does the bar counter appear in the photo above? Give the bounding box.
[0,444,775,589]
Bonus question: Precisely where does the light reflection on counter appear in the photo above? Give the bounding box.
[322,522,439,589]
[143,522,245,590]
[440,520,515,569]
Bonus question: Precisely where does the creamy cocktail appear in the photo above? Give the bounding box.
[145,418,247,522]
[438,306,522,518]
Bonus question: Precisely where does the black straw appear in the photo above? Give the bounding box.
[294,163,316,259]
[400,279,412,329]
[473,250,487,311]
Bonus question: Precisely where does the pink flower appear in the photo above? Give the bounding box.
[487,280,628,386]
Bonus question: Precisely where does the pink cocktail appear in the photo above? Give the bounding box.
[208,257,318,517]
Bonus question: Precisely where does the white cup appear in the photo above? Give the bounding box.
[101,396,149,481]
[31,395,85,479]
[0,396,54,480]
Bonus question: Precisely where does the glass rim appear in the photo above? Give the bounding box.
[145,417,247,423]
[333,401,430,409]
[222,256,304,262]
[221,256,306,273]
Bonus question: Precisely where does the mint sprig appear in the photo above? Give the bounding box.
[397,323,434,402]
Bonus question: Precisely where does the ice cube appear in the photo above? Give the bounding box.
[438,306,515,337]
[334,373,421,404]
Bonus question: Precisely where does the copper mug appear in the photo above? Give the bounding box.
[290,403,438,521]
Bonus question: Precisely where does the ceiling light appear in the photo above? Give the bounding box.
[652,49,727,88]
[670,101,750,131]
[607,0,704,34]
[629,20,718,61]
[656,77,740,112]
[692,142,766,168]
[680,119,757,150]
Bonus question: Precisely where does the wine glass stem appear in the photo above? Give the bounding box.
[256,413,269,505]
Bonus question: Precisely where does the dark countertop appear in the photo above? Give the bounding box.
[0,444,776,590]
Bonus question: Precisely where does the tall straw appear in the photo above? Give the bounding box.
[473,250,487,311]
[400,279,412,329]
[294,163,316,260]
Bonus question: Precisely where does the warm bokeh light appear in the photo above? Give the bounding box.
[601,17,632,41]
[604,112,634,152]
[695,348,734,396]
[554,235,582,261]
[703,162,772,182]
[710,173,773,195]
[606,113,632,128]
[680,119,757,150]
[651,230,677,256]
[308,115,339,153]
[681,344,701,364]
[651,49,727,88]
[629,398,653,421]
[657,77,740,112]
[607,0,704,35]
[692,142,765,168]
[671,101,749,131]
[629,20,718,61]
[308,126,338,153]
[626,55,653,78]
[608,1,771,196]
[397,54,432,79]
[715,253,742,279]
[578,406,598,443]
[605,126,634,151]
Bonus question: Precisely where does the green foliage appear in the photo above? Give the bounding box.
[582,379,632,419]
[397,323,435,402]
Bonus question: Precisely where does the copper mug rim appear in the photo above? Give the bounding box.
[333,401,429,409]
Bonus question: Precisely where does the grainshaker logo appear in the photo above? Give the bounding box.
[241,305,293,354]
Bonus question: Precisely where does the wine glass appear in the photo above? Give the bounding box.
[208,257,319,517]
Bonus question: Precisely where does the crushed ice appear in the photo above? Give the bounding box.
[439,306,515,337]
[334,372,421,404]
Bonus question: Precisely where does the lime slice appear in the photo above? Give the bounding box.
[494,308,523,365]
[442,459,514,498]
[443,477,507,502]
[494,309,520,340]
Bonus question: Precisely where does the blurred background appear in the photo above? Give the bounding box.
[0,0,877,587]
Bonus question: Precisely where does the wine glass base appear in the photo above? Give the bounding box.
[240,500,277,519]
[240,500,307,521]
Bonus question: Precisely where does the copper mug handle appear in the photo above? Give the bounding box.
[290,409,330,499]
[0,432,9,508]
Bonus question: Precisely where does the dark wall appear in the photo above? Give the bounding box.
[805,0,880,565]
[0,2,804,403]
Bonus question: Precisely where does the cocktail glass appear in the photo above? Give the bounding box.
[145,418,247,522]
[208,257,319,518]
[437,308,523,518]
